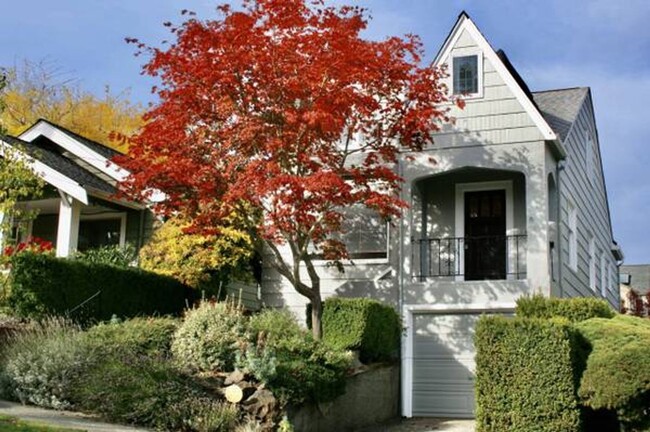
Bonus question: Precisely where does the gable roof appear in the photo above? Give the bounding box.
[433,11,558,143]
[1,134,115,195]
[36,118,123,159]
[532,87,589,142]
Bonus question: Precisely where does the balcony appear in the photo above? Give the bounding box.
[412,234,527,281]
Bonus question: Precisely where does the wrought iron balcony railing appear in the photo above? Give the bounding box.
[412,234,527,281]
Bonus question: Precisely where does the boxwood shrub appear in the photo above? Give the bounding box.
[310,297,400,363]
[576,315,650,431]
[516,294,614,322]
[475,316,584,432]
[7,252,194,322]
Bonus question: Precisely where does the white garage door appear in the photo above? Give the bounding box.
[412,313,480,418]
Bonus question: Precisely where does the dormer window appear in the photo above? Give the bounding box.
[453,55,479,95]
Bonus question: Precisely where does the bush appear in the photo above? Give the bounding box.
[516,295,615,322]
[7,252,193,322]
[314,297,400,363]
[83,317,178,358]
[576,315,650,431]
[71,353,238,431]
[73,244,137,268]
[244,308,350,404]
[475,316,583,432]
[0,318,87,409]
[172,301,248,372]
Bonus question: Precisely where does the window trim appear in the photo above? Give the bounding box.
[600,252,607,297]
[567,202,578,272]
[588,236,596,291]
[79,212,127,249]
[451,51,484,99]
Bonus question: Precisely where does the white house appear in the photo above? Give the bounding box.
[0,119,156,256]
[261,12,623,418]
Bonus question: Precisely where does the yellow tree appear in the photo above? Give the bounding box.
[0,59,143,153]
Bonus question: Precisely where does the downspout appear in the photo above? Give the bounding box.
[556,160,566,298]
[397,156,406,417]
[136,209,146,252]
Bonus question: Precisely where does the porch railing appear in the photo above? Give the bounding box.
[412,234,527,281]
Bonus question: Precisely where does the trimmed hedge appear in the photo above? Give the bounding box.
[576,315,650,431]
[475,316,584,432]
[311,297,400,363]
[516,294,614,322]
[7,252,194,322]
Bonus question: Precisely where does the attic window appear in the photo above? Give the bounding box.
[453,55,479,95]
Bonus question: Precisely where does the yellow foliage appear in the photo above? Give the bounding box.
[0,59,143,153]
[139,217,254,289]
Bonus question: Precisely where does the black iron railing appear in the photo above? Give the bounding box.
[412,234,527,281]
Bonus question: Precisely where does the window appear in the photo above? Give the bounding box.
[568,202,578,271]
[600,252,607,297]
[453,55,479,95]
[589,237,596,291]
[607,265,613,294]
[337,207,388,259]
[585,130,596,184]
[78,217,123,251]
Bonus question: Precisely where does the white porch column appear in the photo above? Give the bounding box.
[56,193,81,257]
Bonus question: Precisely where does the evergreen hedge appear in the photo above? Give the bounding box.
[7,252,193,322]
[475,316,585,432]
[516,294,614,322]
[310,297,400,363]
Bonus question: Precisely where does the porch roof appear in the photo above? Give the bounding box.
[1,134,115,195]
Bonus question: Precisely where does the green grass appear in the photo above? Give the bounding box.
[0,415,84,432]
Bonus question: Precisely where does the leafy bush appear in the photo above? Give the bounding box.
[475,316,583,432]
[516,295,614,322]
[71,353,238,431]
[576,315,650,431]
[139,216,254,291]
[0,318,87,409]
[83,317,178,358]
[172,301,248,372]
[314,297,400,363]
[73,244,137,268]
[7,252,193,322]
[244,308,351,404]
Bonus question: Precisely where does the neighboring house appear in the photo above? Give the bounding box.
[0,119,156,257]
[261,12,623,418]
[620,264,650,315]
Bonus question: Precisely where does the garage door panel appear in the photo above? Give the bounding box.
[412,312,481,417]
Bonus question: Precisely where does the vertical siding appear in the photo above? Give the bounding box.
[558,94,619,308]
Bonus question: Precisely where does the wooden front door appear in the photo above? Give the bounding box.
[464,190,506,280]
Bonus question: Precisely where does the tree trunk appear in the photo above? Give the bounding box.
[311,293,323,340]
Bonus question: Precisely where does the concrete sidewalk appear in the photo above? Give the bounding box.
[0,400,150,432]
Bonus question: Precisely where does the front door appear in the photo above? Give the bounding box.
[464,190,506,280]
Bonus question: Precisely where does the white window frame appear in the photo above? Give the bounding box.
[455,181,514,281]
[79,212,127,249]
[567,201,578,272]
[451,51,484,99]
[600,252,607,297]
[589,236,596,291]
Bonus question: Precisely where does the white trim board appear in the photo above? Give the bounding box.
[19,120,130,183]
[400,302,516,418]
[434,13,557,141]
[0,139,89,205]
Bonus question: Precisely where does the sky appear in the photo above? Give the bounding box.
[0,0,648,264]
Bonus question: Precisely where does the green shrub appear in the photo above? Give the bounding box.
[576,315,650,431]
[7,252,193,322]
[172,301,248,372]
[71,353,237,431]
[311,297,400,363]
[0,318,88,409]
[475,316,583,432]
[83,317,178,358]
[73,244,137,268]
[516,295,615,322]
[244,308,350,404]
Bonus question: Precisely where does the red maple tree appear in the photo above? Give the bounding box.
[119,0,460,338]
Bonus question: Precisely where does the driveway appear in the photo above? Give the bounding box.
[361,418,475,432]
